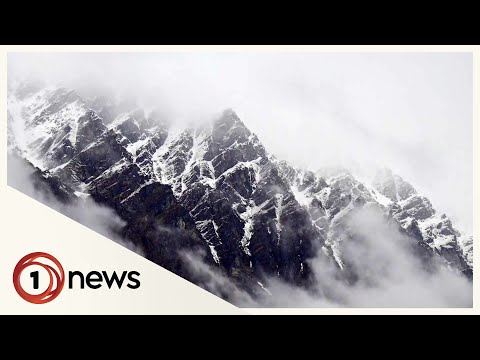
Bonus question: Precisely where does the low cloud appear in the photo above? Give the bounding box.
[182,205,472,308]
[180,250,259,307]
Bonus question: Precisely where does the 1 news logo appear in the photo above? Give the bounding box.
[13,252,141,304]
[13,252,65,304]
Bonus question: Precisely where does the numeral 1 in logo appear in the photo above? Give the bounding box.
[30,271,39,289]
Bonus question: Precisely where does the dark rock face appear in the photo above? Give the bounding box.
[75,110,107,152]
[59,132,132,185]
[112,116,142,143]
[119,183,214,283]
[88,163,148,212]
[7,84,473,303]
[398,196,434,220]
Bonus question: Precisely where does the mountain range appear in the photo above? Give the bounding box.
[7,80,473,305]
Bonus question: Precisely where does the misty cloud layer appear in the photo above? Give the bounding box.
[184,205,472,308]
[8,52,472,234]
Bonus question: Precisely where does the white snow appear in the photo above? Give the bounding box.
[238,198,272,256]
[74,191,90,199]
[370,188,393,207]
[86,159,129,185]
[8,84,92,173]
[179,130,209,194]
[292,186,310,207]
[239,201,255,256]
[329,240,345,270]
[397,194,417,208]
[274,194,284,243]
[7,87,87,169]
[218,159,259,179]
[416,215,456,250]
[126,138,150,156]
[80,138,103,153]
[318,187,331,207]
[120,180,154,203]
[209,245,220,264]
[151,125,184,185]
[108,113,139,129]
[257,281,272,296]
[399,216,415,227]
[195,219,221,265]
[27,100,86,149]
[330,201,355,226]
[69,110,80,145]
[48,161,70,174]
[212,220,220,238]
[457,234,473,267]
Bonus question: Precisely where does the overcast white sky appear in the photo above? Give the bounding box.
[8,52,473,233]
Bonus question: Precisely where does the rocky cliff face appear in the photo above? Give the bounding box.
[7,83,473,303]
